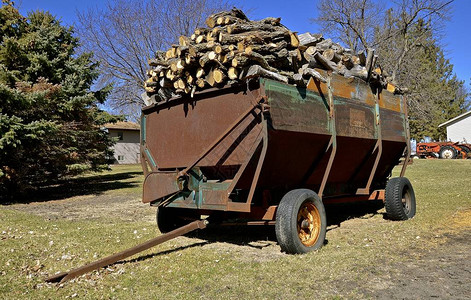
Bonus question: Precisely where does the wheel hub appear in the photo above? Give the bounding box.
[297,202,321,247]
[442,149,454,159]
[402,189,411,214]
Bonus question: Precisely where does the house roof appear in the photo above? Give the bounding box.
[438,110,471,128]
[104,121,140,130]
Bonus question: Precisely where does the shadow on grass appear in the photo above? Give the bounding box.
[4,171,143,204]
[121,201,386,253]
[49,202,386,275]
[192,201,385,246]
[116,241,210,266]
[192,224,278,246]
[325,200,385,230]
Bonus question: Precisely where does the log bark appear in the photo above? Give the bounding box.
[244,52,278,72]
[302,67,327,83]
[159,77,173,88]
[365,48,375,77]
[244,41,287,55]
[298,32,322,46]
[232,54,249,68]
[218,30,289,45]
[240,65,288,83]
[331,43,344,54]
[292,73,306,86]
[154,50,166,61]
[227,22,286,34]
[341,55,354,69]
[313,52,337,71]
[205,8,249,28]
[357,50,366,66]
[157,88,174,102]
[315,38,333,52]
[194,28,209,35]
[343,65,368,80]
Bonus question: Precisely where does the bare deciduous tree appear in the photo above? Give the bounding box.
[314,0,452,80]
[313,0,382,51]
[77,0,233,119]
[374,0,452,82]
[313,0,467,140]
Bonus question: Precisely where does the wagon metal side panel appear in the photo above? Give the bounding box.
[141,85,266,209]
[260,75,407,197]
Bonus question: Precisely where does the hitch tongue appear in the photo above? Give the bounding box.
[46,220,208,284]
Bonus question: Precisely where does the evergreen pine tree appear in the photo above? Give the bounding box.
[0,1,119,198]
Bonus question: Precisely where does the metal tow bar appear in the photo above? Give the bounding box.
[46,220,208,284]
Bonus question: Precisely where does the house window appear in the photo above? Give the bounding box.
[117,131,123,140]
[118,155,125,161]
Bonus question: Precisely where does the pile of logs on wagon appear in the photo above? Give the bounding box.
[143,8,403,104]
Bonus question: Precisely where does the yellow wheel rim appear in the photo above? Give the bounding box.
[297,201,321,247]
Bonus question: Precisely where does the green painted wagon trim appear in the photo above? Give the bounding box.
[141,115,146,144]
[144,148,157,167]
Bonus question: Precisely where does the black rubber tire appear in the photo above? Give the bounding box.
[385,177,416,220]
[275,189,327,254]
[156,207,196,233]
[439,145,457,159]
[458,146,470,158]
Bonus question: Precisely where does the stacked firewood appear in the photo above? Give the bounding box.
[143,8,398,105]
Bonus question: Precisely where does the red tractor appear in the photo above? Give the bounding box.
[416,142,471,159]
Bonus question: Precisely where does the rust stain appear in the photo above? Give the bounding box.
[350,108,366,128]
[378,90,402,112]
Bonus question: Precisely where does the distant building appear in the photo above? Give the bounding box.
[438,111,471,143]
[104,121,140,164]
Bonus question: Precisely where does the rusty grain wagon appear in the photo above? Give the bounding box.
[140,71,416,254]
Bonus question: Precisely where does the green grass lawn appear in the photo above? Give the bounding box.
[0,161,470,299]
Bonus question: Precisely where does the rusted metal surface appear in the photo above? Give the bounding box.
[141,71,409,219]
[297,201,322,247]
[318,75,337,198]
[357,93,383,195]
[144,87,260,169]
[178,104,260,177]
[369,189,385,201]
[46,220,207,284]
[142,172,180,203]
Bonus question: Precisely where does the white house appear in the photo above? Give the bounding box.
[105,121,141,164]
[438,111,471,143]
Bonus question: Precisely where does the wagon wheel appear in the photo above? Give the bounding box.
[458,146,470,158]
[156,207,200,233]
[385,177,416,220]
[439,145,457,159]
[275,189,326,254]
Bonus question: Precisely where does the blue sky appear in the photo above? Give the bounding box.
[16,0,471,88]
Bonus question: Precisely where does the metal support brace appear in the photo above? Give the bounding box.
[226,114,268,212]
[318,75,337,199]
[357,93,383,195]
[178,104,259,179]
[400,95,411,177]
